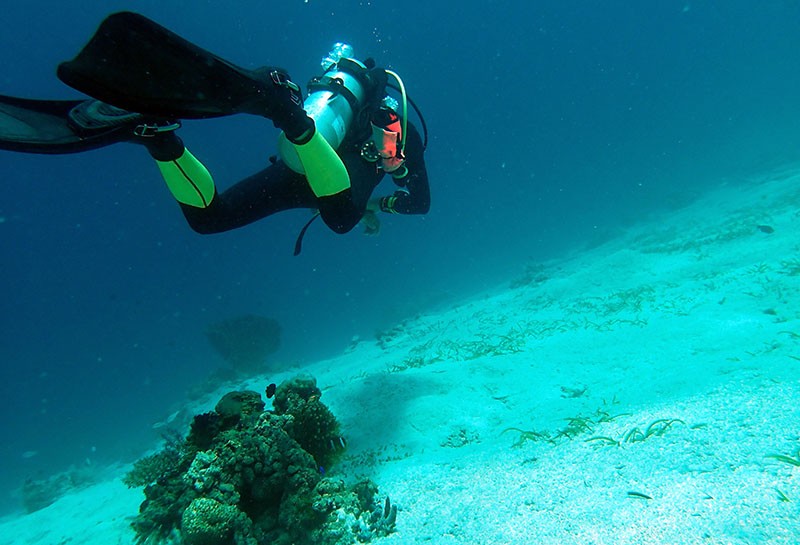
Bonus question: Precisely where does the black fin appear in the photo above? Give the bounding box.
[57,11,274,119]
[0,94,140,154]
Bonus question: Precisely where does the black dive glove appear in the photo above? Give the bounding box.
[255,68,315,144]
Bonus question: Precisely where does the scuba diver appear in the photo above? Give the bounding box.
[0,12,430,254]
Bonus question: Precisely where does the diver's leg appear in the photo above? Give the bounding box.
[316,155,382,234]
[263,70,352,200]
[179,161,316,234]
[142,129,319,234]
[315,190,360,234]
[143,131,216,209]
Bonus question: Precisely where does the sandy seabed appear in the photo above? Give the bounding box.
[3,167,799,544]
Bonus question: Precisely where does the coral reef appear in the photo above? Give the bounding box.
[205,315,281,374]
[181,497,248,545]
[215,391,266,425]
[124,374,394,545]
[123,446,182,489]
[271,374,344,469]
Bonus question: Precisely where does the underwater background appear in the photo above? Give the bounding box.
[0,0,799,516]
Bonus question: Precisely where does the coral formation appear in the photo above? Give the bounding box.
[271,374,344,469]
[123,446,182,488]
[215,390,266,425]
[181,497,246,545]
[124,374,394,545]
[205,315,281,374]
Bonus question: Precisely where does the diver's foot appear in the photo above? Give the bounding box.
[67,99,142,134]
[138,130,184,161]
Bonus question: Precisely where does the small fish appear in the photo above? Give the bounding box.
[265,383,277,398]
[627,490,653,500]
[21,450,38,459]
[756,225,775,234]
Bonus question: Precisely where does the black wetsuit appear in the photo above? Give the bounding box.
[179,121,429,235]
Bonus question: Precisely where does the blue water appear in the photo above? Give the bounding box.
[1,0,799,515]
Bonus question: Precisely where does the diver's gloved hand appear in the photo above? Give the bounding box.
[256,68,315,144]
[360,210,381,236]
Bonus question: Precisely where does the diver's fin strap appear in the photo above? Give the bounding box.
[292,130,351,197]
[156,149,215,208]
[134,120,181,138]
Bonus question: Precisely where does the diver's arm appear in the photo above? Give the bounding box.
[378,123,430,215]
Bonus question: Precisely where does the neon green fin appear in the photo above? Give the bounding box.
[156,149,215,207]
[293,130,350,197]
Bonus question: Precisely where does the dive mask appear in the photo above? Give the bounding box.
[361,107,405,173]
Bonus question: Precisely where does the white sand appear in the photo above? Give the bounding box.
[2,167,799,544]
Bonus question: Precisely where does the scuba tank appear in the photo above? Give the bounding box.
[278,43,367,174]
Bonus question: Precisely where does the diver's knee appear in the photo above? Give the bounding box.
[180,205,224,235]
[317,190,360,234]
[318,210,358,234]
[326,220,356,235]
[187,222,220,235]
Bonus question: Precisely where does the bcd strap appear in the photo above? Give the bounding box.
[307,75,360,112]
[293,212,321,256]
